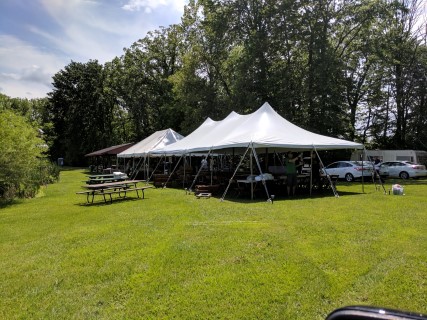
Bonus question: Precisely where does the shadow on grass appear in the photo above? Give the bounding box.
[74,196,145,207]
[384,178,427,185]
[0,199,23,209]
[214,188,364,203]
[348,178,427,188]
[58,166,87,172]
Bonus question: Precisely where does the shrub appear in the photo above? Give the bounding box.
[0,110,58,200]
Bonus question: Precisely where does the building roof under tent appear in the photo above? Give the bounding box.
[117,128,184,158]
[85,143,135,157]
[154,102,364,154]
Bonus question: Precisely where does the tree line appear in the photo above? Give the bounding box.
[2,0,427,171]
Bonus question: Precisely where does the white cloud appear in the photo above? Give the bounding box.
[122,0,187,13]
[0,0,187,98]
[38,0,131,62]
[0,76,53,99]
[37,0,186,63]
[0,35,66,98]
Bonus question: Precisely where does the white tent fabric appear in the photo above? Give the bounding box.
[155,102,363,154]
[117,128,184,158]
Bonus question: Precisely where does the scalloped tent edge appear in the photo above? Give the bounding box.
[154,102,364,155]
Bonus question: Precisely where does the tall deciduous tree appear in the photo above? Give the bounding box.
[113,26,182,138]
[49,60,117,165]
[367,0,423,148]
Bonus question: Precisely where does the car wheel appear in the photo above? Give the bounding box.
[345,173,354,182]
[399,171,409,179]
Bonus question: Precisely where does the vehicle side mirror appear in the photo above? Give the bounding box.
[326,306,427,320]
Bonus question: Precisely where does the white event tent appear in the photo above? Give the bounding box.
[155,102,363,153]
[153,102,364,200]
[117,128,184,179]
[118,128,184,158]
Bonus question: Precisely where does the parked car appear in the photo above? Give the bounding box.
[322,161,373,182]
[378,161,427,179]
[368,161,389,181]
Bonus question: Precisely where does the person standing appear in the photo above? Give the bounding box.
[311,152,321,190]
[285,152,299,196]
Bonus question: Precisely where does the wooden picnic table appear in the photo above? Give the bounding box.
[77,180,151,204]
[85,173,129,184]
[87,174,116,179]
[85,177,127,184]
[84,179,144,189]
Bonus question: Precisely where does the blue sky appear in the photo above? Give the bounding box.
[0,0,187,99]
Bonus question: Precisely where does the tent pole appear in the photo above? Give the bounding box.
[232,148,235,172]
[221,144,252,201]
[361,148,365,193]
[163,154,184,188]
[147,156,150,181]
[313,146,339,198]
[147,154,164,183]
[274,151,285,166]
[183,155,187,189]
[310,149,313,197]
[265,148,268,172]
[210,156,213,186]
[131,156,144,180]
[188,149,212,193]
[252,146,272,202]
[363,147,386,194]
[250,147,253,200]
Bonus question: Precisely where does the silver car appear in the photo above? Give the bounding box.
[322,161,373,182]
[379,161,427,179]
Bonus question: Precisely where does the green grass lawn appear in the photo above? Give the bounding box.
[1,168,426,319]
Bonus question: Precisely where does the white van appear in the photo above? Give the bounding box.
[351,150,427,166]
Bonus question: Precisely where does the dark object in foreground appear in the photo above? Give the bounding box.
[326,306,427,320]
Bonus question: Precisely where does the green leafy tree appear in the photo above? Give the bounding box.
[48,60,118,165]
[404,44,427,149]
[112,26,182,138]
[0,94,54,154]
[0,109,48,199]
[351,0,427,149]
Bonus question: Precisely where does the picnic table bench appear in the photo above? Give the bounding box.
[195,192,211,199]
[76,180,153,204]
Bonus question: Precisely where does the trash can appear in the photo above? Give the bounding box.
[57,158,64,166]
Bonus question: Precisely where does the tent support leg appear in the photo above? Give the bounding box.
[220,145,252,201]
[188,150,212,193]
[147,154,165,184]
[251,146,272,202]
[313,146,339,198]
[163,154,184,188]
[363,147,387,194]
